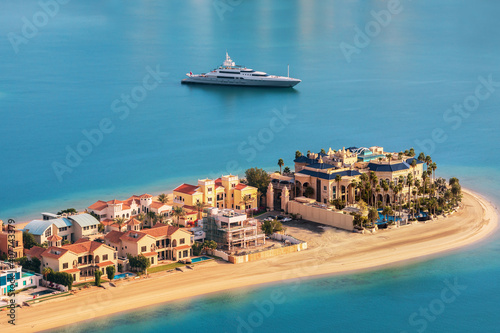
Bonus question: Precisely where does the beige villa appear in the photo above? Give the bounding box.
[104,224,193,266]
[27,237,117,283]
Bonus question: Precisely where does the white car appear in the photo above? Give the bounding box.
[281,217,292,222]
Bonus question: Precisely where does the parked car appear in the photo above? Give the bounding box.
[281,217,292,222]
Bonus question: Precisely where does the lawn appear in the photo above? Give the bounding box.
[147,262,185,274]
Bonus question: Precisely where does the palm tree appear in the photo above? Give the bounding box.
[335,174,342,199]
[425,155,432,169]
[369,172,378,205]
[421,172,428,198]
[136,213,146,227]
[147,211,157,226]
[240,194,255,216]
[418,152,426,161]
[398,151,404,160]
[406,174,414,205]
[283,166,291,175]
[277,158,284,175]
[368,207,379,227]
[393,185,400,216]
[194,201,207,221]
[386,154,392,164]
[381,180,389,206]
[157,193,168,204]
[172,206,185,226]
[114,216,126,231]
[295,150,303,159]
[382,206,394,223]
[430,162,437,183]
[42,267,52,280]
[375,185,381,208]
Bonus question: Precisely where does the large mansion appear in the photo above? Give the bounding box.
[268,146,425,209]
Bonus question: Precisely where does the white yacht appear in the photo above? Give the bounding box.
[181,52,301,88]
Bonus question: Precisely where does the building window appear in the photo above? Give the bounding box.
[180,238,185,245]
[63,263,68,269]
[103,254,108,260]
[45,228,51,237]
[183,250,188,257]
[323,186,327,191]
[141,246,146,252]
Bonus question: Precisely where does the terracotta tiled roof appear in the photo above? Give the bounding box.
[47,234,62,242]
[127,218,141,226]
[88,200,108,211]
[140,194,153,198]
[26,246,45,259]
[104,230,125,244]
[141,251,157,257]
[174,245,191,250]
[150,201,168,209]
[42,247,70,259]
[62,240,102,254]
[100,219,115,226]
[122,204,131,210]
[62,268,80,273]
[235,183,247,190]
[141,225,179,238]
[107,199,123,205]
[96,261,115,268]
[173,184,200,195]
[120,230,148,243]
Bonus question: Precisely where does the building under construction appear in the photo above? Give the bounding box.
[203,208,265,251]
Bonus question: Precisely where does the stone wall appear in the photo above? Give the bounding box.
[287,200,354,231]
[228,242,307,264]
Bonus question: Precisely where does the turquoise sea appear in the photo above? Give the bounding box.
[1,0,500,332]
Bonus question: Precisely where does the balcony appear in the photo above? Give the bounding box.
[173,199,184,205]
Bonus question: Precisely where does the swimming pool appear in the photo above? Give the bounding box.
[30,289,54,297]
[191,256,213,263]
[114,272,136,280]
[22,272,35,278]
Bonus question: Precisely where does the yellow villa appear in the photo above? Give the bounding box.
[173,175,258,212]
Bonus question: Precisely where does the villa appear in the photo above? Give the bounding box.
[0,262,42,296]
[104,224,193,267]
[173,175,258,215]
[203,208,265,251]
[23,213,101,245]
[87,194,172,225]
[268,146,425,209]
[26,237,117,283]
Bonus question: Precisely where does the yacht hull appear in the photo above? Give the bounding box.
[181,77,300,88]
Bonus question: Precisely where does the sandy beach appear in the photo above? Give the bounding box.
[2,189,498,332]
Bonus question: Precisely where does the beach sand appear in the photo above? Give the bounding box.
[2,189,498,332]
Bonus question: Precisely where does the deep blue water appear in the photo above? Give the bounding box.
[1,0,500,332]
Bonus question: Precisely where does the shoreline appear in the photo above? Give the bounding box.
[2,189,498,332]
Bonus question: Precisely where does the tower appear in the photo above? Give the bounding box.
[266,183,274,211]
